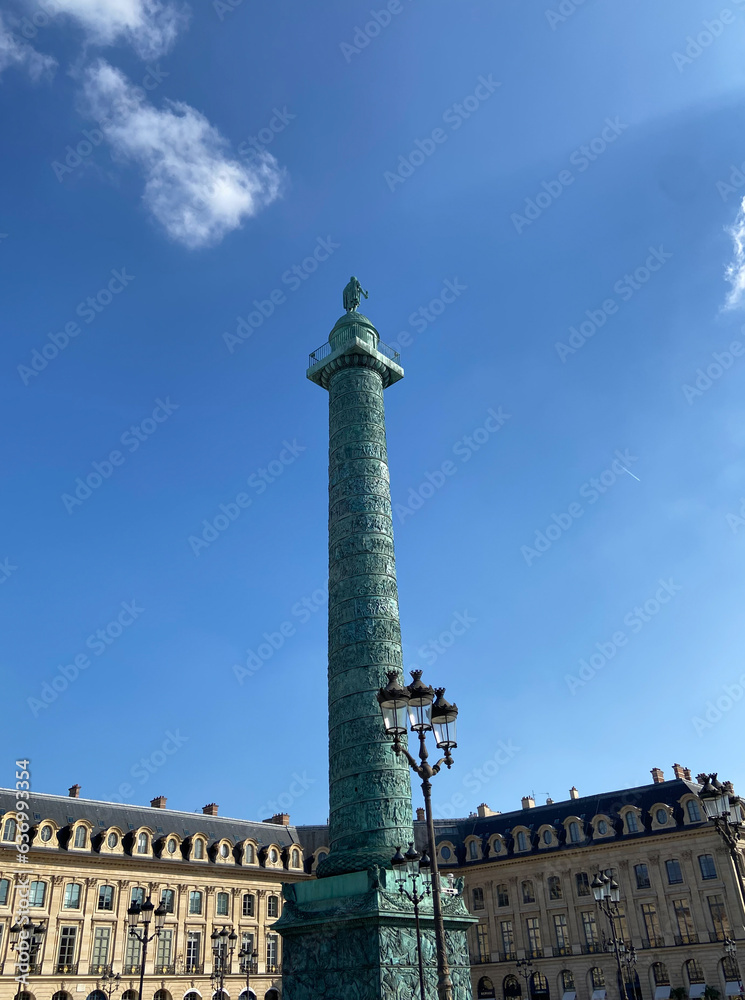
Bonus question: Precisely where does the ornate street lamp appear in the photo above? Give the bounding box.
[127,897,167,1000]
[378,669,459,1000]
[698,774,745,907]
[392,842,432,1000]
[592,871,634,1000]
[211,926,238,1000]
[9,920,46,1000]
[515,957,534,998]
[96,968,122,1000]
[238,940,256,1000]
[724,938,745,997]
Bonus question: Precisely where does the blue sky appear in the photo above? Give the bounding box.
[2,0,745,825]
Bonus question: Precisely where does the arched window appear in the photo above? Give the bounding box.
[497,884,509,907]
[543,830,553,845]
[0,878,10,905]
[63,883,81,908]
[189,891,203,915]
[40,824,54,843]
[98,885,114,911]
[74,826,87,848]
[183,993,200,1000]
[194,839,204,860]
[687,799,702,822]
[316,850,328,864]
[131,887,145,906]
[699,854,717,879]
[291,849,300,868]
[522,880,535,903]
[53,992,72,1000]
[472,887,485,910]
[575,872,590,896]
[517,831,528,852]
[548,876,562,900]
[28,880,46,906]
[265,992,280,1000]
[122,991,138,1000]
[568,822,580,844]
[590,969,605,990]
[723,957,740,982]
[160,888,174,914]
[2,817,17,842]
[561,971,575,992]
[267,894,279,918]
[244,843,255,864]
[87,991,107,1000]
[625,811,639,833]
[154,990,172,1000]
[469,839,479,859]
[136,832,148,854]
[242,893,255,917]
[652,963,670,985]
[531,973,549,998]
[504,975,522,999]
[686,960,705,984]
[478,977,497,999]
[216,892,229,916]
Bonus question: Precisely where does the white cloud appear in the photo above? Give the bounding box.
[0,12,56,79]
[725,198,745,309]
[82,61,283,249]
[46,0,187,59]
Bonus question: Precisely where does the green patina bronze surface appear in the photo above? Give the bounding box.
[276,289,476,999]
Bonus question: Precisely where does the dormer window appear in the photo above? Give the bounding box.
[40,825,53,843]
[2,817,17,842]
[219,843,230,859]
[516,831,528,852]
[469,840,479,860]
[291,849,301,868]
[137,832,149,854]
[74,826,87,848]
[244,843,255,864]
[166,838,177,855]
[194,839,205,860]
[597,820,608,835]
[568,822,580,844]
[107,832,118,849]
[687,800,702,823]
[625,811,639,833]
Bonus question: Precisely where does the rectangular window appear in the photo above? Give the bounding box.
[553,913,570,953]
[500,920,514,959]
[155,929,173,971]
[497,885,509,907]
[666,860,683,884]
[708,895,731,940]
[635,864,651,889]
[29,881,46,907]
[131,887,145,906]
[98,886,114,911]
[124,934,142,973]
[575,873,590,897]
[189,891,202,915]
[616,905,630,945]
[626,811,639,833]
[526,917,542,958]
[699,855,718,880]
[267,895,279,918]
[57,926,78,969]
[642,903,663,947]
[582,911,599,949]
[266,933,279,971]
[185,931,201,972]
[476,925,489,962]
[673,899,696,943]
[90,927,110,971]
[63,883,81,909]
[0,879,9,906]
[240,932,255,970]
[216,892,229,916]
[160,889,174,914]
[242,894,254,917]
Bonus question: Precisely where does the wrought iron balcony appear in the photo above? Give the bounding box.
[471,953,491,965]
[582,944,602,955]
[184,963,204,975]
[155,964,176,975]
[123,964,142,975]
[54,963,78,975]
[26,963,42,975]
[266,964,281,975]
[89,964,111,975]
[711,930,728,943]
[239,961,258,975]
[674,934,699,946]
[527,948,543,959]
[308,338,400,368]
[640,937,665,949]
[555,946,572,957]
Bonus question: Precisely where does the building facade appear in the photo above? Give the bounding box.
[430,766,745,1000]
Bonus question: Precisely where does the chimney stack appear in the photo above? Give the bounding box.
[683,767,692,780]
[546,796,554,805]
[672,764,687,780]
[521,796,536,809]
[416,807,425,822]
[202,803,219,816]
[477,803,497,818]
[264,813,290,826]
[569,786,579,800]
[651,767,664,784]
[151,796,167,809]
[68,784,81,798]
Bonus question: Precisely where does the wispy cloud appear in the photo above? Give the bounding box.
[51,0,188,59]
[0,12,56,79]
[725,197,745,309]
[81,61,283,249]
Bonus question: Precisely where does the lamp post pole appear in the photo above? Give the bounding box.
[97,968,122,1000]
[516,957,533,1000]
[725,938,745,997]
[238,943,255,1000]
[592,872,634,1000]
[392,843,432,1000]
[127,897,167,1000]
[378,669,460,1000]
[211,926,237,1000]
[698,774,745,913]
[9,921,45,1000]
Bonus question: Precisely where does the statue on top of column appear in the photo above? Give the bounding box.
[343,276,368,313]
